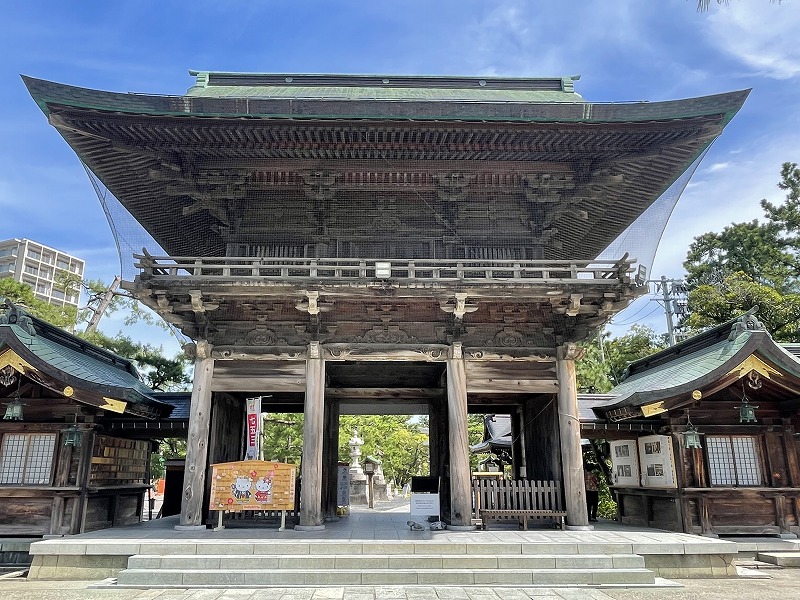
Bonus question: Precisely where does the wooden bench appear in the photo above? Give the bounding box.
[472,478,566,530]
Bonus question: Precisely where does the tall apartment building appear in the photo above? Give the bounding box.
[0,238,84,308]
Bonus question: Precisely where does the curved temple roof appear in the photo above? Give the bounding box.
[0,303,171,419]
[23,74,749,260]
[597,311,800,420]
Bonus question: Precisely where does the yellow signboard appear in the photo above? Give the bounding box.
[209,460,296,512]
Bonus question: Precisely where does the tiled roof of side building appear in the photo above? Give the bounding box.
[0,302,171,413]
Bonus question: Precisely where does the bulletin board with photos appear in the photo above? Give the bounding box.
[610,435,677,489]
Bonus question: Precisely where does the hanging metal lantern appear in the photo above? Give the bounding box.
[63,415,83,446]
[737,397,759,423]
[683,412,702,449]
[2,376,24,421]
[63,426,83,447]
[2,398,24,420]
[684,425,702,449]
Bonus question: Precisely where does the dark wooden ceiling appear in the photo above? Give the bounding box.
[44,106,731,260]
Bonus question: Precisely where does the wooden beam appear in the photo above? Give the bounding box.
[325,387,444,400]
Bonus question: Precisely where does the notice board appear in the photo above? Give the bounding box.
[209,460,296,511]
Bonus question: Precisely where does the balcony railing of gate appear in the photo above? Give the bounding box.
[133,254,636,285]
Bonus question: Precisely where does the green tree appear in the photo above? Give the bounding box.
[0,278,77,328]
[81,329,190,391]
[260,413,304,464]
[339,415,429,486]
[577,325,665,392]
[684,163,800,339]
[150,438,187,480]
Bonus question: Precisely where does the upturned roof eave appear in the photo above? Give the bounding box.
[21,75,750,125]
[0,323,170,416]
[598,330,800,413]
[620,309,757,380]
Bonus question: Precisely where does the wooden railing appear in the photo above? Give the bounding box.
[134,254,636,285]
[472,478,566,530]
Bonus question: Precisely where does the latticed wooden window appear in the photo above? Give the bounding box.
[706,436,762,486]
[0,433,57,485]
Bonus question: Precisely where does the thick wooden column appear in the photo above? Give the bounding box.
[557,343,589,528]
[322,398,340,521]
[177,341,214,529]
[428,397,451,521]
[511,407,524,479]
[297,341,326,530]
[525,396,561,481]
[447,342,474,529]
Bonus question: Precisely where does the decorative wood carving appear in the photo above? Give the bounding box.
[354,326,417,344]
[244,328,281,346]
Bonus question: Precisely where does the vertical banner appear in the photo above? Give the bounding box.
[245,396,262,460]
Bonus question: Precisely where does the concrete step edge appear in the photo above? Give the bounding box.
[127,552,645,559]
[118,567,655,575]
[106,583,677,590]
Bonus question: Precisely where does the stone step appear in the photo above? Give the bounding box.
[126,552,646,571]
[756,551,800,567]
[117,540,646,556]
[116,566,657,587]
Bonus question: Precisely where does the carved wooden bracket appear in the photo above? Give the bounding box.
[189,290,220,313]
[440,294,478,320]
[296,291,331,315]
[557,342,585,362]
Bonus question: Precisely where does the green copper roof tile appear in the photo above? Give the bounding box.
[610,332,751,404]
[185,84,584,103]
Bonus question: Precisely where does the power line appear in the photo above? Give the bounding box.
[611,305,661,327]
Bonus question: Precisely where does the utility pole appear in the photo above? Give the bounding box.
[647,276,687,347]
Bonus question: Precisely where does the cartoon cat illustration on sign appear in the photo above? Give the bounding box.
[254,475,273,503]
[231,475,253,500]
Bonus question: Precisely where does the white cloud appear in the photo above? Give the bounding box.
[704,3,800,79]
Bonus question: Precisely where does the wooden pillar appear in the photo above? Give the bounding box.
[427,400,441,478]
[447,342,473,528]
[298,341,325,530]
[429,397,451,521]
[177,341,214,529]
[511,407,524,479]
[73,429,95,534]
[523,396,560,481]
[557,343,589,528]
[322,398,340,521]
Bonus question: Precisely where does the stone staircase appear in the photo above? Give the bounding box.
[110,540,659,588]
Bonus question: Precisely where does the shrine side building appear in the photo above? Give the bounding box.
[24,72,748,530]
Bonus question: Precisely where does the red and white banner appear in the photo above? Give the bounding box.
[245,396,262,460]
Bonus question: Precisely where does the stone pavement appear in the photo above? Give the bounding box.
[1,570,800,600]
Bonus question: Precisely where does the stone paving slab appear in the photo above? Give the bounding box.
[756,551,800,566]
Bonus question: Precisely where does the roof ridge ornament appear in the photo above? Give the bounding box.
[728,307,764,341]
[0,301,36,336]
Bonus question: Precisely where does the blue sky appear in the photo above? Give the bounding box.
[1,0,799,352]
